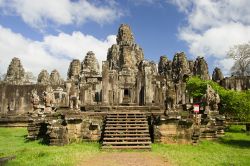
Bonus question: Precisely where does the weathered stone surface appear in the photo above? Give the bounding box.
[81,116,103,141]
[154,117,193,144]
[158,56,172,79]
[220,76,250,91]
[47,117,69,146]
[50,69,63,85]
[212,67,224,83]
[172,52,191,82]
[188,61,194,75]
[43,86,55,113]
[116,24,134,46]
[4,57,25,85]
[193,57,210,80]
[107,24,144,70]
[202,84,220,113]
[165,81,176,111]
[67,59,81,81]
[31,89,41,112]
[69,83,79,109]
[37,70,50,85]
[81,51,100,75]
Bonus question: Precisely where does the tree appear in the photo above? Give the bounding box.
[187,77,250,122]
[227,42,250,76]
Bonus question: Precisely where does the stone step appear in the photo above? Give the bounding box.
[104,133,150,137]
[108,112,146,117]
[106,117,147,120]
[106,121,148,124]
[102,146,151,149]
[107,116,147,118]
[105,124,147,127]
[104,129,149,133]
[104,137,150,141]
[107,113,146,115]
[103,141,151,145]
[102,112,151,150]
[105,126,148,130]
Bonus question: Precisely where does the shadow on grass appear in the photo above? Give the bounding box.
[218,138,250,148]
[225,128,246,133]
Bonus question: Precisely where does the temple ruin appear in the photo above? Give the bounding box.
[0,24,249,149]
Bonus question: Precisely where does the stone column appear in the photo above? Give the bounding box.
[18,97,25,114]
[119,89,123,104]
[145,66,153,105]
[136,74,141,105]
[102,61,109,105]
[111,70,119,105]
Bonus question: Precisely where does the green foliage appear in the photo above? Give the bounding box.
[186,77,208,99]
[187,77,250,121]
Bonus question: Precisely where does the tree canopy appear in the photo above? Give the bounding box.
[227,42,250,76]
[187,77,250,121]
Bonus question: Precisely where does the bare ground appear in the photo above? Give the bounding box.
[79,152,171,166]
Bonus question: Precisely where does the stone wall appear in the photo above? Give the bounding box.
[0,84,44,114]
[27,111,104,145]
[0,84,64,114]
[220,76,250,91]
[154,117,193,144]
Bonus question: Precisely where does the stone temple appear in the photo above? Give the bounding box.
[0,24,249,149]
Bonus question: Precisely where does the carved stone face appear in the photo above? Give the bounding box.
[68,59,81,79]
[116,24,134,45]
[82,51,100,74]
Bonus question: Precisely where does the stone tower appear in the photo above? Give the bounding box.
[50,69,63,85]
[37,70,50,85]
[193,57,210,80]
[212,67,224,83]
[172,52,191,82]
[107,24,144,71]
[4,57,25,85]
[67,59,81,81]
[81,51,100,75]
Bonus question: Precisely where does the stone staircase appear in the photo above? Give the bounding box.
[102,112,151,150]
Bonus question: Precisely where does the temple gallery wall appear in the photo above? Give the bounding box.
[0,24,249,148]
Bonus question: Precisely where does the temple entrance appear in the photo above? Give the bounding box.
[139,86,144,106]
[124,89,130,96]
[122,88,130,104]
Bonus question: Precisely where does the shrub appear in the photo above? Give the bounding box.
[187,77,250,121]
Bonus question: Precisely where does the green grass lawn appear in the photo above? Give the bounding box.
[0,128,100,166]
[153,125,250,166]
[0,126,249,166]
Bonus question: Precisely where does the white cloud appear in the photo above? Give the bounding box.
[179,23,250,58]
[0,25,116,79]
[0,0,123,29]
[169,0,250,75]
[215,58,235,76]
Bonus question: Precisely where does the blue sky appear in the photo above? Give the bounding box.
[1,0,250,78]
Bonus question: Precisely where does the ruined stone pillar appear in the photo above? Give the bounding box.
[119,89,123,104]
[65,82,72,106]
[111,70,119,105]
[136,74,142,105]
[1,87,7,114]
[102,61,109,105]
[144,66,153,105]
[18,97,25,114]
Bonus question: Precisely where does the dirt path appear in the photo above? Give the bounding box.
[80,152,170,166]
